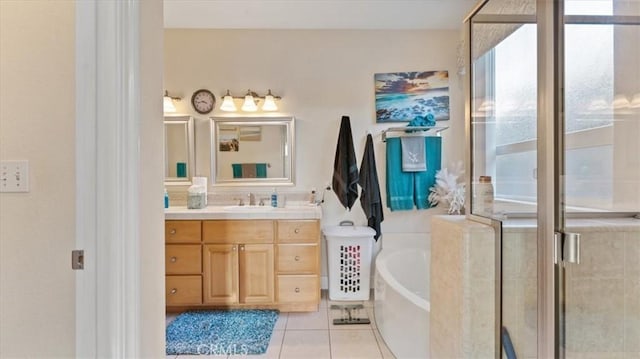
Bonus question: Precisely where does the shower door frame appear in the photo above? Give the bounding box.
[466,1,639,358]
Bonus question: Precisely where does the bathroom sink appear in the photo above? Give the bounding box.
[222,205,275,212]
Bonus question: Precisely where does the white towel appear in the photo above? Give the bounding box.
[400,136,426,172]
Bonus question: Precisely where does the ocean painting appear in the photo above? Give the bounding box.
[375,71,450,122]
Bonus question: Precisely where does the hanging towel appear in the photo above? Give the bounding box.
[256,163,267,178]
[359,134,384,240]
[414,136,442,209]
[332,116,359,210]
[232,164,242,178]
[401,136,426,172]
[241,163,257,178]
[385,137,414,211]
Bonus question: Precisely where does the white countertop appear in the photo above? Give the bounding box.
[165,204,323,220]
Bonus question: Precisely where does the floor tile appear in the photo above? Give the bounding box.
[286,308,329,330]
[279,330,330,359]
[274,312,288,330]
[373,328,396,359]
[367,307,377,329]
[330,329,382,359]
[231,330,284,359]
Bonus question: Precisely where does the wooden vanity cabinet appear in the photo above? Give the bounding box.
[165,220,203,306]
[165,218,319,312]
[202,220,275,306]
[276,220,321,312]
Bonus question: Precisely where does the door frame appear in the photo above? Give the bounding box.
[75,1,143,357]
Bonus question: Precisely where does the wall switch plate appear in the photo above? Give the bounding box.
[0,160,30,193]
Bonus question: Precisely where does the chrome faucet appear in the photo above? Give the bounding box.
[248,192,256,206]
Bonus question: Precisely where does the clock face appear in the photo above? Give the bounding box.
[191,89,216,114]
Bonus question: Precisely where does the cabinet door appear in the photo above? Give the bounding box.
[203,244,239,305]
[239,244,275,304]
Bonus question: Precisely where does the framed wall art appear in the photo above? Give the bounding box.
[375,71,450,123]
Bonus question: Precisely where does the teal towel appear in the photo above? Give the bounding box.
[414,137,442,209]
[256,163,267,178]
[232,164,242,178]
[386,138,414,211]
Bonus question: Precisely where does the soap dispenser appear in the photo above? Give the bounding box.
[271,188,278,208]
[164,188,169,209]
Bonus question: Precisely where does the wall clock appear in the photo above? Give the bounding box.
[191,89,216,114]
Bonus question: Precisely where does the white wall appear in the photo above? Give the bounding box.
[0,1,76,357]
[164,29,464,232]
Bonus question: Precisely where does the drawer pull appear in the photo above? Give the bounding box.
[294,255,300,261]
[170,256,177,263]
[294,287,300,293]
[170,288,177,295]
[170,229,177,235]
[294,228,300,234]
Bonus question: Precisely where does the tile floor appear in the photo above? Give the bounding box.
[166,291,396,359]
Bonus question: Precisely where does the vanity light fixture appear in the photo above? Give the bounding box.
[241,90,258,112]
[163,90,181,113]
[219,89,282,112]
[220,90,237,112]
[261,89,278,111]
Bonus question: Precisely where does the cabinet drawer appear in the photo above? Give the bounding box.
[166,275,202,305]
[277,244,318,274]
[166,244,202,275]
[278,275,319,304]
[203,220,274,244]
[277,220,319,243]
[165,220,201,244]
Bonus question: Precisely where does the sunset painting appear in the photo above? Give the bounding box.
[375,71,449,122]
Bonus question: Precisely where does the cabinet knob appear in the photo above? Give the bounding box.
[232,246,237,251]
[170,288,177,295]
[240,245,245,251]
[170,256,177,263]
[170,229,177,235]
[294,228,300,234]
[294,287,300,293]
[294,255,300,261]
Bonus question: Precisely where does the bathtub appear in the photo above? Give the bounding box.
[374,247,430,359]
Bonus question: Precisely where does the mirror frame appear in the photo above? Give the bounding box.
[210,116,295,187]
[164,115,195,186]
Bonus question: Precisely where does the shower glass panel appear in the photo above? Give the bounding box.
[561,2,640,357]
[470,2,538,357]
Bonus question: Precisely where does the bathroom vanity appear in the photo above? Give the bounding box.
[164,205,322,312]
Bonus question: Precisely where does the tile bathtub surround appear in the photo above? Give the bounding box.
[165,290,395,359]
[430,215,496,359]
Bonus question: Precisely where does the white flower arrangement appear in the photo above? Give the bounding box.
[428,161,466,214]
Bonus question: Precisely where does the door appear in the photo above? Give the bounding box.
[559,2,640,358]
[239,244,275,304]
[203,244,239,304]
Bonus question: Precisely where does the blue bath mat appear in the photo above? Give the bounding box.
[166,309,279,356]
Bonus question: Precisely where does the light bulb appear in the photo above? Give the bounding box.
[262,92,278,111]
[220,90,237,112]
[241,91,258,112]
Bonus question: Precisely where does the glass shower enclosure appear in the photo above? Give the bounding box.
[465,0,639,357]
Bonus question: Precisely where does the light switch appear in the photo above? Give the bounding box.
[0,160,29,193]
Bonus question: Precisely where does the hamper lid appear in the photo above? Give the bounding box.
[322,224,375,238]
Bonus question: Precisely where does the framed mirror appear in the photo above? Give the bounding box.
[210,116,295,186]
[164,115,195,185]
